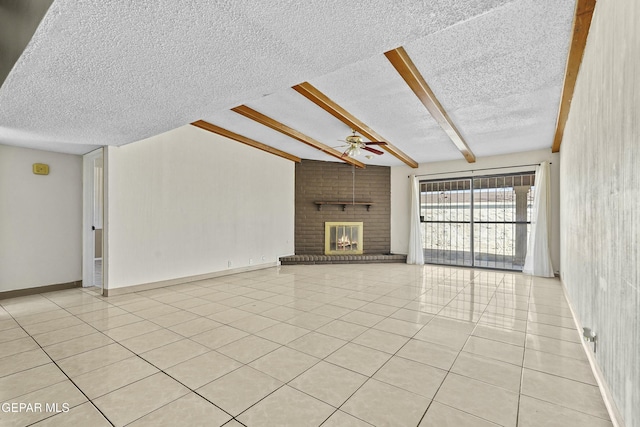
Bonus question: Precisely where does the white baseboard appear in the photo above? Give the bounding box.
[559,278,626,427]
[103,262,278,297]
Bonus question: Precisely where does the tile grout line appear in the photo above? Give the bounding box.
[28,292,163,426]
[515,274,535,427]
[178,267,454,426]
[118,362,236,427]
[1,308,117,427]
[413,270,512,426]
[317,268,496,426]
[2,265,604,427]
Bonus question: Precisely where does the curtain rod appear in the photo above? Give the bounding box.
[409,162,551,178]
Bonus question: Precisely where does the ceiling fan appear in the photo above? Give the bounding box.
[338,130,387,158]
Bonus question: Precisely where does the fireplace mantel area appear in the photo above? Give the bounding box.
[280,159,406,265]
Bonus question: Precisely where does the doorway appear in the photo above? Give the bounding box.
[420,172,535,271]
[83,149,104,289]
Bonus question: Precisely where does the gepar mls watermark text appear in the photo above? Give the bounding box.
[1,402,70,413]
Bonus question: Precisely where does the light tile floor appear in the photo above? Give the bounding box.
[0,264,613,427]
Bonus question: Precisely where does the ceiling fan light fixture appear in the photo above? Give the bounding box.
[346,133,363,145]
[341,129,386,158]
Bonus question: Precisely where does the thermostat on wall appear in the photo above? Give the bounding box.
[33,163,49,175]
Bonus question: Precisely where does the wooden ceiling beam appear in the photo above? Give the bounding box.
[231,105,366,168]
[292,82,419,168]
[551,0,596,153]
[385,46,476,163]
[191,120,301,163]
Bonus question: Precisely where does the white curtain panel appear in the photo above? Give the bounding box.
[523,161,554,277]
[407,175,425,265]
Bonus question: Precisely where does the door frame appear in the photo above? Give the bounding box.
[82,148,104,289]
[420,171,535,271]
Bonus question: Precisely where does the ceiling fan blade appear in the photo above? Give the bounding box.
[341,147,350,158]
[363,146,384,155]
[364,141,387,146]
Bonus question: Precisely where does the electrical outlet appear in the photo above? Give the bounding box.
[249,258,253,265]
[227,260,232,268]
[262,256,266,261]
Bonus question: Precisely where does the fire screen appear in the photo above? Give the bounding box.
[324,222,363,255]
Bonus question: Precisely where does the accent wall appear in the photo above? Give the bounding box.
[560,0,639,425]
[294,159,391,255]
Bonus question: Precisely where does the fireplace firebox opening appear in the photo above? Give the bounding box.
[325,222,363,255]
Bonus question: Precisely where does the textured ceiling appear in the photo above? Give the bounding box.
[0,0,575,165]
[0,0,54,87]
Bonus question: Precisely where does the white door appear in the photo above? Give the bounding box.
[83,149,104,288]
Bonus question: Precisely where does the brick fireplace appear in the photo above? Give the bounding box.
[294,159,390,255]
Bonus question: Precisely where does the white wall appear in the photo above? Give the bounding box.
[391,149,560,272]
[560,0,639,425]
[0,144,82,291]
[105,125,294,290]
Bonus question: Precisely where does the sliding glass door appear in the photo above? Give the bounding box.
[421,179,473,266]
[420,172,535,271]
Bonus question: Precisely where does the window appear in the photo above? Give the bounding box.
[420,172,535,271]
